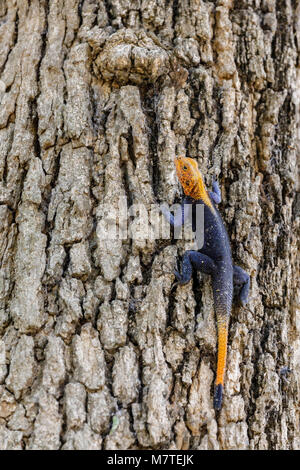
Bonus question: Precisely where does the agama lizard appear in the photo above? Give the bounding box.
[162,156,250,410]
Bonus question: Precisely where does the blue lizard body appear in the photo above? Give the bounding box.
[162,156,250,410]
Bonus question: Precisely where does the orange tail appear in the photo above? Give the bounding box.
[214,319,228,410]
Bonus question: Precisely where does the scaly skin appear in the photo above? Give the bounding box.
[163,156,250,410]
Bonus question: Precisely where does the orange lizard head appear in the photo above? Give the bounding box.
[174,156,214,210]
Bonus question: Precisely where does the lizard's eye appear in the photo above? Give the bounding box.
[183,165,187,170]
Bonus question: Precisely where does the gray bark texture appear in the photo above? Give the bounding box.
[0,0,299,450]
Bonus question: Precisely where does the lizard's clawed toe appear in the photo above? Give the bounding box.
[173,270,182,282]
[173,270,189,286]
[240,295,249,307]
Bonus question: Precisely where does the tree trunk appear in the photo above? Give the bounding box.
[0,0,299,450]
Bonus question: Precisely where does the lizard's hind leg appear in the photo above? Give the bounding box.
[174,250,216,285]
[233,265,250,306]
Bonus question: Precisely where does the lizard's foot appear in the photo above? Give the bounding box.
[173,270,189,285]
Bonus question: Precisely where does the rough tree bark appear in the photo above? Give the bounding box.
[0,0,299,450]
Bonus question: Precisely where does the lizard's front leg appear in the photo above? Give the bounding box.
[175,250,216,285]
[209,180,221,205]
